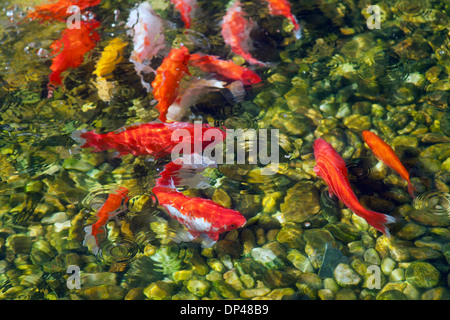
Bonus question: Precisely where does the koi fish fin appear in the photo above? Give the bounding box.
[198,233,219,248]
[224,81,246,104]
[71,129,107,152]
[407,181,416,199]
[156,154,217,190]
[83,225,100,255]
[359,210,396,237]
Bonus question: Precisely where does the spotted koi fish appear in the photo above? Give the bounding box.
[362,130,416,198]
[152,185,246,247]
[83,187,130,255]
[221,0,265,66]
[151,46,191,122]
[126,1,166,91]
[313,138,396,236]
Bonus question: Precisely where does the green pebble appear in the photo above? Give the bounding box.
[405,262,440,289]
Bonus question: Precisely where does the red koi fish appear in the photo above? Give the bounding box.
[156,153,217,189]
[83,187,130,255]
[189,53,261,86]
[151,46,191,122]
[170,0,198,29]
[221,0,265,66]
[47,20,100,94]
[262,0,301,39]
[71,121,226,159]
[152,186,246,247]
[362,130,416,198]
[313,138,396,236]
[27,0,101,22]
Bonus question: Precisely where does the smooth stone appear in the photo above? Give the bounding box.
[405,262,440,289]
[333,263,361,287]
[280,182,320,223]
[380,257,396,276]
[377,290,409,300]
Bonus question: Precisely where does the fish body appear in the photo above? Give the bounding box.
[263,0,301,39]
[84,187,130,254]
[170,0,198,28]
[156,153,217,189]
[48,20,100,91]
[166,78,226,122]
[72,121,226,159]
[126,1,166,91]
[221,0,265,66]
[189,53,261,86]
[362,130,416,198]
[27,0,101,22]
[151,46,191,122]
[93,38,128,80]
[313,138,395,236]
[152,186,246,247]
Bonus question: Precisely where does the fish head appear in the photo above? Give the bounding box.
[213,209,246,233]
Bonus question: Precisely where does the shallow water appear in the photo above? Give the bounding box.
[0,0,448,300]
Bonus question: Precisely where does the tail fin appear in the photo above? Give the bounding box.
[361,210,396,237]
[408,181,416,199]
[71,129,107,152]
[83,225,100,255]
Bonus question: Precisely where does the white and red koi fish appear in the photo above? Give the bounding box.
[166,78,246,122]
[126,1,166,91]
[221,0,266,66]
[362,130,416,198]
[156,153,217,189]
[71,121,226,159]
[262,0,301,39]
[83,187,130,255]
[152,185,246,247]
[170,0,199,29]
[188,53,261,86]
[313,138,396,236]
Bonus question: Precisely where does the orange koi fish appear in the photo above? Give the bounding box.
[262,0,301,39]
[152,186,246,247]
[83,187,130,254]
[314,138,396,236]
[71,121,226,159]
[47,20,100,94]
[362,130,416,198]
[189,53,261,86]
[170,0,198,29]
[27,0,101,22]
[151,46,191,122]
[221,0,266,66]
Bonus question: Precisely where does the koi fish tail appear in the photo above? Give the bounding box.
[71,129,110,152]
[407,181,416,199]
[358,209,396,237]
[83,225,100,255]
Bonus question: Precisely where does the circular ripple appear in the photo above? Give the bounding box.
[413,191,450,217]
[98,238,139,264]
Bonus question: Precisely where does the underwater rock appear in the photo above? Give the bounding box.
[377,290,409,300]
[342,114,371,131]
[6,234,32,254]
[143,281,177,300]
[405,262,440,289]
[394,222,428,240]
[280,182,320,223]
[77,285,126,300]
[333,263,361,288]
[186,277,211,297]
